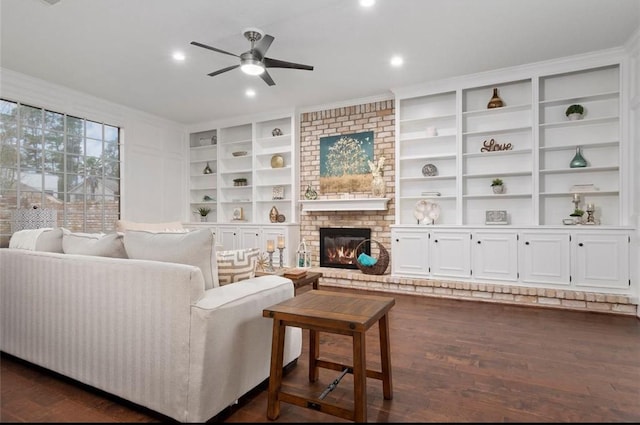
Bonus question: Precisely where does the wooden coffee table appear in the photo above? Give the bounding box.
[263,290,395,422]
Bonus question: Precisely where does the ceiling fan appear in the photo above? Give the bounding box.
[191,28,314,86]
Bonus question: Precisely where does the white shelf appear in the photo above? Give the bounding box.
[463,193,532,199]
[400,175,456,182]
[539,166,619,175]
[301,198,390,212]
[462,103,531,116]
[539,116,618,129]
[399,153,456,161]
[462,125,532,136]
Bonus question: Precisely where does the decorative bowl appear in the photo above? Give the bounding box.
[232,151,247,157]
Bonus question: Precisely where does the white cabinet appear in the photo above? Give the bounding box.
[391,228,429,276]
[215,223,299,267]
[430,230,471,279]
[519,231,571,286]
[472,231,518,282]
[187,112,298,226]
[572,232,630,289]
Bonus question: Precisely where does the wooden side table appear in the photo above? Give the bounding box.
[263,290,395,422]
[256,270,322,295]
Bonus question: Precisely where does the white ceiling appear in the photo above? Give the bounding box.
[1,0,639,125]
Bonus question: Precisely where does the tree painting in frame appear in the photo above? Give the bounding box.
[319,131,374,193]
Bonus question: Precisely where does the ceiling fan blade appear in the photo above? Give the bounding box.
[190,41,239,58]
[253,34,274,57]
[207,64,240,77]
[264,57,314,71]
[260,70,276,86]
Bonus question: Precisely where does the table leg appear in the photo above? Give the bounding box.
[379,313,393,400]
[353,331,367,423]
[267,318,285,420]
[309,329,320,382]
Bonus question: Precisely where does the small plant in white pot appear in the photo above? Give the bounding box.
[491,178,505,194]
[195,206,211,222]
[565,104,584,121]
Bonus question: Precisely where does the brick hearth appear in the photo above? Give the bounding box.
[313,267,637,316]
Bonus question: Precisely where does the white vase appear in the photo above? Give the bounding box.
[568,113,583,121]
[492,185,505,194]
[371,174,386,197]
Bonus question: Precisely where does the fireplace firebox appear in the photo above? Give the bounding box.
[319,227,371,269]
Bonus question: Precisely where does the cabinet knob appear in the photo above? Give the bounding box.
[525,241,530,245]
[395,239,399,242]
[578,242,584,247]
[477,241,481,244]
[434,240,438,243]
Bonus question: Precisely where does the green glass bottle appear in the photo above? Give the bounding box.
[570,146,587,168]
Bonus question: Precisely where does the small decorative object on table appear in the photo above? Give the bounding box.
[570,208,585,224]
[266,239,276,272]
[491,178,505,194]
[487,87,504,109]
[570,146,588,168]
[565,104,584,121]
[368,155,386,197]
[272,128,283,137]
[355,239,389,275]
[255,252,270,272]
[277,235,285,269]
[485,210,508,225]
[272,185,284,200]
[585,204,597,225]
[283,268,307,280]
[296,238,311,268]
[276,214,285,223]
[422,163,438,177]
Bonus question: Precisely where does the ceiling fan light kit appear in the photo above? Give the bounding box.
[191,27,313,86]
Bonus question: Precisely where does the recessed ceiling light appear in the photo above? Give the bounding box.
[360,0,375,7]
[172,52,185,61]
[245,89,256,98]
[391,56,404,67]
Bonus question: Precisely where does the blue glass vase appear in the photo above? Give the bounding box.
[570,146,587,168]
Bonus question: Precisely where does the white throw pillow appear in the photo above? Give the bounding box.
[123,228,218,289]
[35,227,64,252]
[9,228,60,251]
[61,228,127,258]
[216,247,260,285]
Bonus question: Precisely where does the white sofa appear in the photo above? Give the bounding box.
[0,248,302,422]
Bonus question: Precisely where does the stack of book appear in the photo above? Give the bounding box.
[283,268,307,280]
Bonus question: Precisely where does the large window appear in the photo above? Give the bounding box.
[0,99,121,245]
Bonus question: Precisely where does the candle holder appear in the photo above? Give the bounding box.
[267,251,275,272]
[278,247,284,269]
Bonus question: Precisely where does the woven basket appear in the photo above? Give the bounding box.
[354,239,389,275]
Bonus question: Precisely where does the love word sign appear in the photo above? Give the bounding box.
[481,138,512,152]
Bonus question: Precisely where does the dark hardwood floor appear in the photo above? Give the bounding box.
[2,287,640,423]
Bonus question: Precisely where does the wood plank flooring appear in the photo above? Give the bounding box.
[2,287,639,423]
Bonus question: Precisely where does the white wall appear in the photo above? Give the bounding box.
[0,68,187,223]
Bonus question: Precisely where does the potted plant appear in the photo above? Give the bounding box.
[491,178,505,194]
[195,206,211,222]
[565,104,584,120]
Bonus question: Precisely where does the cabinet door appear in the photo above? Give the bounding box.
[430,230,471,278]
[573,233,629,289]
[239,226,261,250]
[520,232,570,285]
[472,231,518,281]
[217,226,239,250]
[391,229,429,276]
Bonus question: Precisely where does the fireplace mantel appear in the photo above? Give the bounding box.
[300,198,390,212]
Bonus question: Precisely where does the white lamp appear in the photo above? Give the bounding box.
[240,60,265,76]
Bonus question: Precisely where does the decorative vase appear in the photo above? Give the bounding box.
[200,216,207,222]
[203,162,213,174]
[492,185,505,194]
[487,87,504,109]
[371,173,386,197]
[567,113,583,121]
[570,146,587,168]
[304,184,317,200]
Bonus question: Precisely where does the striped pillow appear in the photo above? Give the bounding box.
[216,247,260,285]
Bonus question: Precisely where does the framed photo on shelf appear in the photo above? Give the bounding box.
[485,210,508,225]
[272,185,284,200]
[232,207,244,221]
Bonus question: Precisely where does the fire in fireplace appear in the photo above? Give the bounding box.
[319,227,371,269]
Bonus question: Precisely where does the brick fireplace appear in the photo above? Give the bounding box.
[299,99,395,269]
[319,227,371,269]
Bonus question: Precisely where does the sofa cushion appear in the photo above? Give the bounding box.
[124,228,218,289]
[216,248,260,285]
[9,227,63,252]
[115,219,185,233]
[61,228,127,258]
